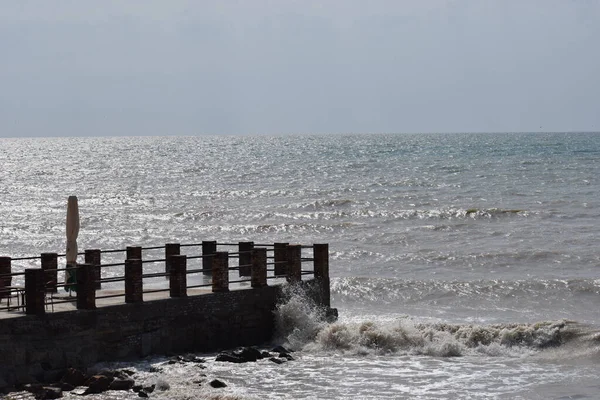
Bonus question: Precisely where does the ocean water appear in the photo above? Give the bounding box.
[2,132,600,399]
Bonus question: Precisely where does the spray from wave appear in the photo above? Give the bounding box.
[273,285,600,358]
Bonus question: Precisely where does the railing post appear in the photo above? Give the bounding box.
[76,263,96,310]
[313,243,331,307]
[202,241,217,276]
[251,248,267,288]
[125,259,143,303]
[25,269,45,315]
[165,243,180,280]
[84,249,102,290]
[126,246,142,261]
[238,241,254,277]
[274,243,289,276]
[41,253,58,293]
[0,257,12,300]
[169,255,187,297]
[286,245,302,283]
[212,252,229,292]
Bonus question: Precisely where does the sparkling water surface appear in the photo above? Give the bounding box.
[2,132,600,399]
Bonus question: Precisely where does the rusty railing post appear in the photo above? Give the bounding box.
[76,263,96,310]
[169,255,187,297]
[165,243,180,280]
[286,245,302,283]
[251,248,267,288]
[313,243,330,307]
[125,258,143,303]
[202,241,217,276]
[84,249,101,290]
[212,251,229,292]
[0,257,12,300]
[238,241,254,277]
[41,253,58,293]
[25,268,45,315]
[274,243,288,277]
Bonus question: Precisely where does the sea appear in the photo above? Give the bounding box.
[1,132,600,399]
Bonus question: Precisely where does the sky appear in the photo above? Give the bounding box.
[1,0,599,137]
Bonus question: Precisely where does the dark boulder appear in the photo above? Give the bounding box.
[209,379,227,388]
[109,378,135,391]
[83,375,112,394]
[60,368,87,387]
[34,386,63,400]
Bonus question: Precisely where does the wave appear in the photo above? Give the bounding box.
[274,283,600,359]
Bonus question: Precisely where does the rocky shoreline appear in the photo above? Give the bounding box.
[6,346,295,399]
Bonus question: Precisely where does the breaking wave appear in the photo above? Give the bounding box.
[273,283,600,359]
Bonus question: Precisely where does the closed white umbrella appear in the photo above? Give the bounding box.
[65,196,79,294]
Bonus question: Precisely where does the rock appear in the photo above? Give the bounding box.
[60,368,87,387]
[138,390,149,398]
[269,357,285,364]
[109,378,135,391]
[215,353,244,363]
[209,379,227,388]
[271,345,291,354]
[23,383,44,394]
[120,369,136,376]
[144,384,156,393]
[132,384,143,393]
[34,386,63,400]
[57,382,74,392]
[83,375,112,394]
[279,353,294,361]
[216,347,265,363]
[261,351,272,358]
[233,347,263,362]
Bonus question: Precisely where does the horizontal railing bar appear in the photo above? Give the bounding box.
[140,258,166,264]
[96,293,126,300]
[99,263,125,268]
[187,283,212,289]
[186,255,212,260]
[141,246,165,251]
[101,249,127,254]
[100,277,126,283]
[186,268,209,274]
[229,279,252,284]
[180,243,203,248]
[142,272,168,279]
[143,288,170,294]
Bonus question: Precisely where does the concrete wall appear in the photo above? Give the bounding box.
[0,282,328,390]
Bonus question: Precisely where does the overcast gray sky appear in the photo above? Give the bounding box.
[1,0,599,137]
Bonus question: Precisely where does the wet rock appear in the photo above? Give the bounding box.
[209,379,227,388]
[232,347,263,362]
[144,383,156,393]
[271,345,291,354]
[57,382,74,392]
[109,378,135,391]
[215,353,244,363]
[34,386,63,400]
[138,390,149,398]
[132,384,143,392]
[279,353,294,361]
[83,375,112,394]
[269,357,285,364]
[60,368,87,387]
[216,347,265,363]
